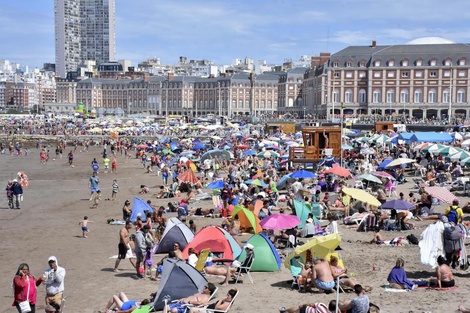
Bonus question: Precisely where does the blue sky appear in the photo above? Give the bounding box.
[2,0,470,69]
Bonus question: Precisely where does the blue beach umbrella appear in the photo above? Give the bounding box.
[206,181,226,189]
[290,170,317,179]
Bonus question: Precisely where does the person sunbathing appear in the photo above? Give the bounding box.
[189,289,237,313]
[280,301,335,313]
[102,291,150,313]
[387,258,417,290]
[429,256,455,289]
[327,196,350,217]
[329,256,372,292]
[163,283,217,313]
[311,257,335,293]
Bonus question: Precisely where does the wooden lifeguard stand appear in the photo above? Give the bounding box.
[289,126,342,167]
[375,121,394,133]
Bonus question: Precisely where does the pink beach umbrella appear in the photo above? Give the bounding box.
[424,186,458,204]
[259,213,301,230]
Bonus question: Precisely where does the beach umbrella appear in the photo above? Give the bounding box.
[206,181,225,189]
[380,199,415,211]
[370,171,395,180]
[135,143,149,149]
[357,173,382,184]
[434,146,463,156]
[257,151,280,158]
[385,158,416,168]
[192,143,206,150]
[276,174,295,190]
[243,149,257,156]
[259,213,301,230]
[201,149,231,162]
[290,170,317,179]
[421,143,446,153]
[460,157,470,166]
[293,200,312,228]
[249,179,268,188]
[324,164,351,177]
[342,144,353,151]
[424,186,458,204]
[177,169,199,184]
[283,234,342,268]
[461,139,470,147]
[341,188,381,207]
[231,205,262,233]
[162,149,174,155]
[236,145,249,149]
[448,151,470,162]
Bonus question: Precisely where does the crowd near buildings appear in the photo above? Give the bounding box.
[1,0,470,123]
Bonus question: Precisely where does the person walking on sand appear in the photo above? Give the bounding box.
[134,225,151,279]
[11,179,23,209]
[89,172,100,201]
[111,157,117,174]
[114,221,135,272]
[90,190,102,209]
[111,179,119,201]
[79,216,94,238]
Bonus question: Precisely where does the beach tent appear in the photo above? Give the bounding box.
[409,132,453,143]
[129,197,154,222]
[232,205,262,233]
[152,258,207,310]
[239,233,281,272]
[182,226,242,260]
[396,132,414,142]
[155,217,194,254]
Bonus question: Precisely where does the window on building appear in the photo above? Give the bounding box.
[387,71,394,78]
[414,89,423,103]
[374,71,381,78]
[359,71,367,78]
[443,89,450,103]
[373,89,381,103]
[374,60,381,67]
[459,59,466,66]
[333,62,339,67]
[402,72,409,77]
[333,72,339,78]
[359,89,367,103]
[388,60,395,66]
[400,90,409,103]
[445,60,452,66]
[345,90,353,103]
[444,70,451,77]
[333,90,339,103]
[428,89,436,103]
[415,71,423,78]
[386,90,395,103]
[359,61,366,67]
[458,89,465,103]
[346,61,352,67]
[402,60,409,66]
[459,71,465,77]
[416,60,423,66]
[430,71,437,77]
[346,72,353,78]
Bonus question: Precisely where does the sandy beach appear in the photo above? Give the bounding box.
[1,144,469,313]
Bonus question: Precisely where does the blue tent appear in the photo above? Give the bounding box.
[409,132,453,143]
[129,197,154,222]
[397,132,414,142]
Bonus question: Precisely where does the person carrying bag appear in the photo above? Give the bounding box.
[12,263,39,313]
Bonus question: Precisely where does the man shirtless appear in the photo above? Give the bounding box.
[114,221,135,272]
[312,257,335,292]
[164,283,216,313]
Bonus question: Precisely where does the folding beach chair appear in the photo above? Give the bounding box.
[205,290,239,313]
[234,255,254,284]
[289,257,303,290]
[194,248,211,275]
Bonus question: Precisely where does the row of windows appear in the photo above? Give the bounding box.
[333,88,466,103]
[333,58,467,68]
[334,69,465,79]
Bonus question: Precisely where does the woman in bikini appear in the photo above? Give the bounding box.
[429,256,455,288]
[189,289,237,313]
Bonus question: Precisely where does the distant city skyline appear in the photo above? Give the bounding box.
[2,0,470,69]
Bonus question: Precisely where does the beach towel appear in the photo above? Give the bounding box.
[382,285,410,292]
[425,286,458,291]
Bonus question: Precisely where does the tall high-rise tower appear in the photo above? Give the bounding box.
[55,0,116,78]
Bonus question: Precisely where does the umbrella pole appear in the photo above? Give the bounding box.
[335,276,340,313]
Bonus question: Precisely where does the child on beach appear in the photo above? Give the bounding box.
[79,216,94,238]
[143,245,154,279]
[91,190,102,208]
[295,257,313,292]
[111,179,119,200]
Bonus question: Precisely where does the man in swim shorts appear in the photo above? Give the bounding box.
[312,257,335,292]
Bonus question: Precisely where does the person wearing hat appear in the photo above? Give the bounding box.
[220,244,255,286]
[39,256,66,306]
[299,217,316,238]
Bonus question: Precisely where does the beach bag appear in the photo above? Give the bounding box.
[447,206,459,224]
[406,234,419,245]
[444,226,462,253]
[18,278,31,313]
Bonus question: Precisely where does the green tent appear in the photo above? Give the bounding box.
[238,233,281,272]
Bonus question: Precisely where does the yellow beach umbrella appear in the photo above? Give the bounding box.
[284,233,342,268]
[341,188,381,207]
[385,158,416,168]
